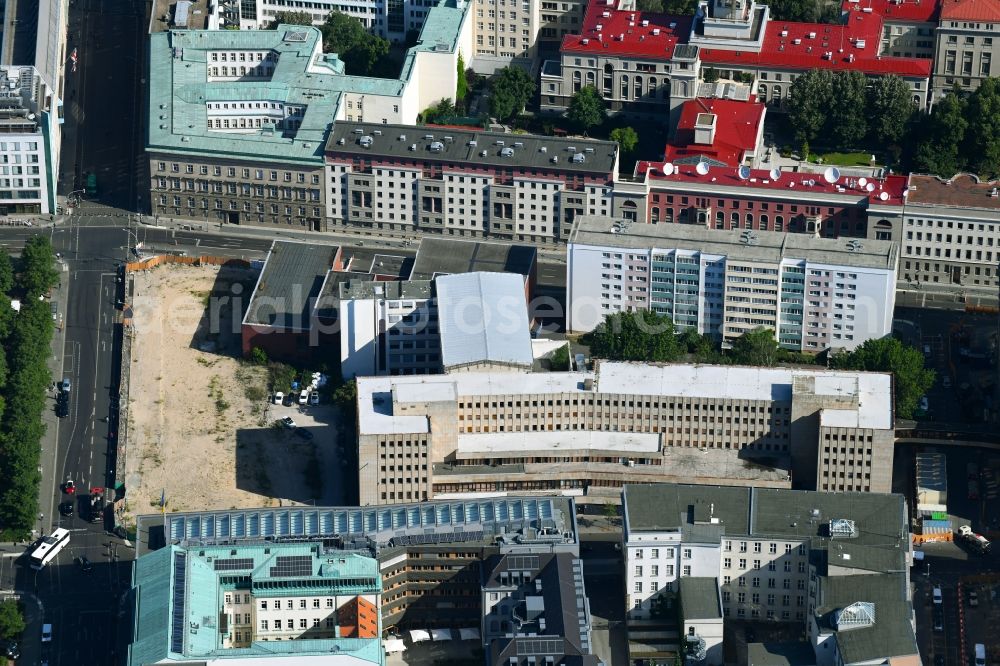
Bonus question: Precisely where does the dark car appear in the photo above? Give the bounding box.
[933,608,944,632]
[293,427,314,441]
[59,500,74,516]
[3,640,19,659]
[56,395,69,418]
[76,556,93,572]
[935,655,946,666]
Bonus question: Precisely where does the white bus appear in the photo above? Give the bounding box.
[29,528,70,570]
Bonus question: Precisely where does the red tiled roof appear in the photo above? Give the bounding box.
[664,97,765,167]
[841,0,940,23]
[634,160,909,205]
[561,0,692,59]
[700,8,932,77]
[940,0,1000,21]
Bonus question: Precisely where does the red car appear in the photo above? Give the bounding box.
[62,480,75,495]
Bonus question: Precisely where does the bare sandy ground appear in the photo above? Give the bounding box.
[123,264,335,517]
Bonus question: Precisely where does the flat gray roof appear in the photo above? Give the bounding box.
[746,642,817,666]
[327,123,618,175]
[243,240,340,329]
[338,278,433,301]
[679,577,722,620]
[568,215,898,271]
[437,272,533,370]
[409,237,537,281]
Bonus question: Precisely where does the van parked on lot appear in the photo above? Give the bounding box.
[974,643,986,666]
[933,586,942,604]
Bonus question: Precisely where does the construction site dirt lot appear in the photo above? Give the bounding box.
[123,264,343,517]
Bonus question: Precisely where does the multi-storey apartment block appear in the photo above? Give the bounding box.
[622,483,918,666]
[126,543,384,665]
[134,496,581,633]
[355,361,895,505]
[0,66,61,215]
[932,0,1000,96]
[897,172,1000,298]
[541,0,932,123]
[566,215,898,352]
[325,122,618,243]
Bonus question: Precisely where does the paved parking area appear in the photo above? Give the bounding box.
[959,577,1000,665]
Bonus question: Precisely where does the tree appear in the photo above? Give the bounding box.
[489,66,535,121]
[830,337,935,420]
[662,0,698,13]
[456,53,468,103]
[320,12,390,77]
[583,311,682,363]
[828,71,868,148]
[421,98,458,124]
[550,344,571,371]
[0,251,12,296]
[962,78,1000,177]
[636,0,663,9]
[249,347,268,366]
[567,86,607,132]
[680,328,719,362]
[17,235,58,298]
[332,379,358,409]
[908,92,967,176]
[267,11,314,28]
[610,126,639,153]
[0,599,24,641]
[866,75,913,145]
[703,67,720,83]
[787,69,832,145]
[729,327,780,367]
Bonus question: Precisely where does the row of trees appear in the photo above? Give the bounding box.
[906,80,1000,178]
[788,70,915,151]
[0,236,59,539]
[582,313,934,420]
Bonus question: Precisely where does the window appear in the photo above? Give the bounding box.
[635,566,643,576]
[682,548,692,559]
[682,565,691,576]
[634,582,643,593]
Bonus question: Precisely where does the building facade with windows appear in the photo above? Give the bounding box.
[622,483,918,666]
[0,66,61,215]
[897,172,1000,298]
[931,0,1000,97]
[126,543,384,665]
[134,496,581,635]
[325,122,618,243]
[566,215,899,352]
[355,361,895,506]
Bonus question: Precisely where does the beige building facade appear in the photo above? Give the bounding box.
[932,0,1000,97]
[355,362,895,506]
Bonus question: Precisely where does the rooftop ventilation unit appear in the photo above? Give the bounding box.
[572,153,585,163]
[409,143,417,151]
[585,147,594,153]
[337,137,345,145]
[551,156,559,163]
[496,140,505,146]
[424,134,434,140]
[829,518,858,538]
[501,147,515,157]
[398,134,406,141]
[642,18,649,25]
[359,135,374,147]
[353,128,364,134]
[444,135,453,142]
[514,141,524,148]
[652,28,660,35]
[539,146,547,153]
[430,141,445,152]
[582,38,590,44]
[468,140,477,146]
[481,150,488,157]
[855,39,866,47]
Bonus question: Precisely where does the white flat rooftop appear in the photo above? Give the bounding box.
[457,431,661,455]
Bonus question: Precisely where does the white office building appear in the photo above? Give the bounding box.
[622,483,919,666]
[566,215,898,352]
[0,66,61,215]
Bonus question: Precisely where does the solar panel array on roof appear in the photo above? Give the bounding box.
[507,555,540,571]
[269,554,313,577]
[516,638,564,655]
[170,551,187,654]
[213,557,254,571]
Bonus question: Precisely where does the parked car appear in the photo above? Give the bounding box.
[76,556,93,572]
[968,590,979,607]
[3,640,19,659]
[59,501,74,516]
[41,623,52,642]
[59,378,71,393]
[933,586,943,604]
[933,608,944,632]
[280,416,297,429]
[943,376,952,389]
[293,427,314,441]
[56,395,69,418]
[282,394,294,407]
[923,344,932,356]
[273,391,284,405]
[919,396,930,412]
[309,391,320,406]
[298,391,309,405]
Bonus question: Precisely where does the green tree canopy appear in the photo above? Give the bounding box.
[567,86,607,132]
[584,311,682,363]
[908,91,967,176]
[267,11,314,28]
[962,78,1000,177]
[610,126,639,153]
[320,12,390,77]
[17,235,58,298]
[828,71,868,148]
[0,599,24,641]
[421,98,458,124]
[767,0,839,22]
[456,53,468,103]
[0,251,12,296]
[489,66,535,121]
[830,336,935,420]
[550,344,570,371]
[787,69,833,145]
[866,75,914,145]
[728,327,780,367]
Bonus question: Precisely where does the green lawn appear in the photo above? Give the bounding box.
[809,151,876,167]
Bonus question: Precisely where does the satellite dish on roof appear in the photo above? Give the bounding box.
[769,167,781,181]
[822,166,841,184]
[663,163,675,176]
[737,165,751,180]
[865,182,876,193]
[695,161,710,176]
[858,177,868,187]
[879,191,889,201]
